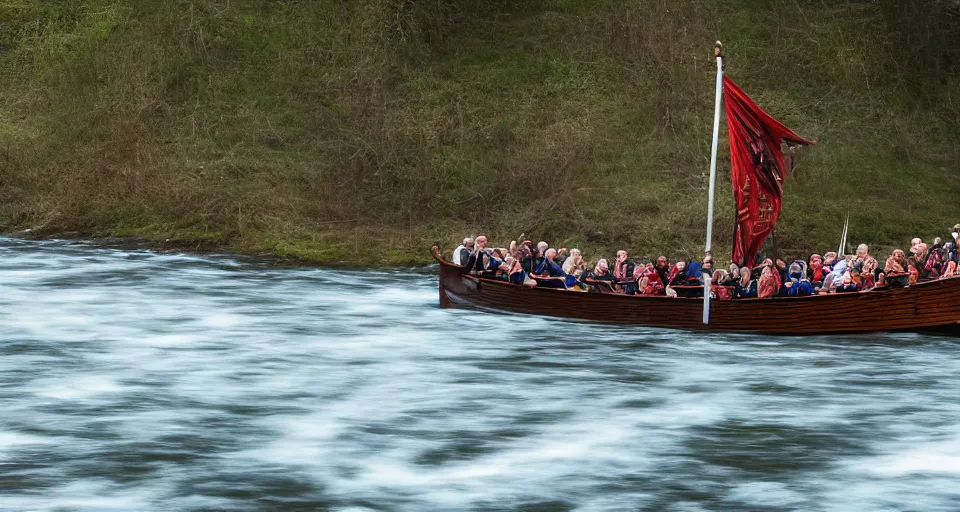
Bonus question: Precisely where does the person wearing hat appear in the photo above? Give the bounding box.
[908,239,929,282]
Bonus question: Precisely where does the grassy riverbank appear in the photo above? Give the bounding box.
[1,1,958,265]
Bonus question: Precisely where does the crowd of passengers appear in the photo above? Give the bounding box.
[451,224,960,299]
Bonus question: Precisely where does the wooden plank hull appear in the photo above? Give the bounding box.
[432,246,960,335]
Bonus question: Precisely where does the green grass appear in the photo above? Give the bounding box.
[0,0,957,266]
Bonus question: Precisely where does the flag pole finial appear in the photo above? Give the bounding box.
[714,41,723,57]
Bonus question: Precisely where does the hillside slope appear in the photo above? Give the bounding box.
[1,0,958,264]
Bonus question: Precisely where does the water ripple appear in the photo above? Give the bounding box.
[1,237,959,511]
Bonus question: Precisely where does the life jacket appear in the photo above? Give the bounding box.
[712,284,733,300]
[735,280,758,299]
[925,247,945,277]
[536,258,564,277]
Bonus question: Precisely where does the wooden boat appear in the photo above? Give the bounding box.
[432,246,960,335]
[432,46,960,335]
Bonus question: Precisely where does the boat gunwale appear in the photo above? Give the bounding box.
[431,245,959,304]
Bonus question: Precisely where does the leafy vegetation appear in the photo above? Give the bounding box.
[1,0,957,264]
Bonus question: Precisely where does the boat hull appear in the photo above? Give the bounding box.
[432,246,960,335]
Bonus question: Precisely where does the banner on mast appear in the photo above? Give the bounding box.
[723,76,814,267]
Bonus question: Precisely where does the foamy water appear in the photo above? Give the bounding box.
[2,237,960,511]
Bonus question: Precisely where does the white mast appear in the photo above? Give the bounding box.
[838,214,849,256]
[703,42,724,325]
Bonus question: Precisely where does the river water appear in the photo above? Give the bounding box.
[2,237,960,511]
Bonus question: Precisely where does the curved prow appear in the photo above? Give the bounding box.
[430,245,445,264]
[432,245,457,308]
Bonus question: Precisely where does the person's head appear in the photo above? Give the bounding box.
[934,237,943,247]
[596,258,609,273]
[638,275,649,289]
[558,248,568,256]
[788,262,802,277]
[824,252,837,265]
[570,248,582,262]
[911,242,927,256]
[475,236,488,249]
[492,248,504,260]
[712,269,726,282]
[730,265,740,280]
[656,256,668,268]
[545,248,557,261]
[863,258,876,274]
[953,224,960,240]
[537,241,549,254]
[504,256,516,269]
[739,266,752,286]
[463,237,475,248]
[810,254,823,266]
[703,254,714,271]
[616,250,628,262]
[911,237,922,248]
[851,268,861,281]
[518,243,532,259]
[893,249,906,262]
[856,244,869,258]
[676,260,686,271]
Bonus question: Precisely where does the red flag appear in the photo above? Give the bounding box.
[723,76,814,267]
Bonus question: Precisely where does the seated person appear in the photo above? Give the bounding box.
[654,256,671,286]
[908,241,929,282]
[462,235,493,273]
[562,248,587,278]
[612,250,637,292]
[452,237,474,265]
[637,267,666,296]
[518,241,538,274]
[533,248,569,288]
[784,261,814,297]
[585,258,617,293]
[686,261,704,285]
[943,256,958,278]
[861,258,878,289]
[884,249,909,287]
[835,270,860,293]
[506,257,536,287]
[853,244,878,273]
[757,264,780,298]
[822,251,838,272]
[700,254,715,283]
[679,261,704,297]
[807,253,827,287]
[948,227,960,264]
[924,239,946,278]
[482,248,506,278]
[531,241,549,271]
[775,259,789,287]
[587,259,612,280]
[721,264,740,286]
[734,266,758,298]
[710,269,733,299]
[668,261,689,287]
